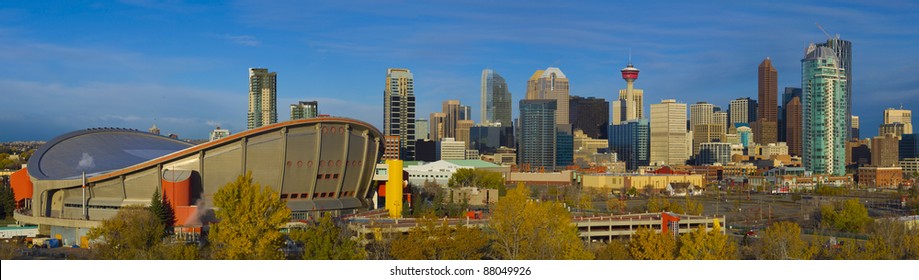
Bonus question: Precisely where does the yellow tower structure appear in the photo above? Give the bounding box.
[385,159,403,218]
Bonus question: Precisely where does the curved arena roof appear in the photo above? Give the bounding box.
[27,128,194,180]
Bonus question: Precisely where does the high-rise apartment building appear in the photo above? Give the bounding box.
[481,69,513,127]
[884,108,913,135]
[290,100,318,120]
[611,61,644,125]
[802,44,847,175]
[650,99,688,166]
[570,96,609,139]
[526,67,570,128]
[872,134,899,167]
[519,99,558,168]
[609,119,650,171]
[383,68,416,160]
[785,96,803,156]
[382,135,401,161]
[817,37,852,139]
[713,112,729,134]
[729,97,757,126]
[248,68,277,129]
[690,102,715,128]
[757,58,778,144]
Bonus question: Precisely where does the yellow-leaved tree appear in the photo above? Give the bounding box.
[755,221,817,260]
[677,223,736,260]
[389,216,488,260]
[87,205,199,260]
[488,183,592,260]
[209,172,291,260]
[628,227,676,260]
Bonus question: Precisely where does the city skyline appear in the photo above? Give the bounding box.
[1,1,918,141]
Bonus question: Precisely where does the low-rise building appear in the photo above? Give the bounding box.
[858,166,903,188]
[581,173,704,193]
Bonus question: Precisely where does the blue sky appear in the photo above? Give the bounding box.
[1,0,917,142]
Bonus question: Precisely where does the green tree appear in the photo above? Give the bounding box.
[390,216,488,260]
[209,172,291,260]
[677,224,736,260]
[447,168,505,191]
[755,221,817,260]
[289,215,366,260]
[149,189,175,234]
[87,205,165,259]
[488,183,591,260]
[0,186,15,219]
[820,199,872,233]
[628,227,676,260]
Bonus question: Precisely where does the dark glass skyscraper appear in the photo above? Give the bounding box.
[481,69,513,127]
[519,100,558,168]
[569,96,610,139]
[608,119,649,171]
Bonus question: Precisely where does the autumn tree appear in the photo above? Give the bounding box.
[628,227,676,260]
[149,189,176,234]
[857,219,919,260]
[755,221,817,260]
[85,205,198,260]
[289,215,366,260]
[448,168,505,193]
[819,199,872,233]
[677,224,736,260]
[606,197,627,214]
[209,172,291,260]
[489,183,592,260]
[390,216,488,260]
[593,239,631,260]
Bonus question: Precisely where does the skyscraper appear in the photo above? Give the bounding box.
[785,96,803,156]
[148,124,160,135]
[611,61,644,125]
[569,96,609,139]
[248,68,277,129]
[442,100,461,138]
[713,112,729,134]
[729,97,757,127]
[851,115,860,140]
[692,124,725,156]
[650,99,688,166]
[519,99,558,168]
[817,37,852,139]
[526,67,570,127]
[757,58,778,144]
[884,108,913,134]
[802,44,847,176]
[383,68,416,160]
[690,102,715,128]
[481,69,513,127]
[780,87,802,142]
[609,119,649,171]
[429,112,446,141]
[290,100,318,120]
[415,118,429,140]
[871,134,899,167]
